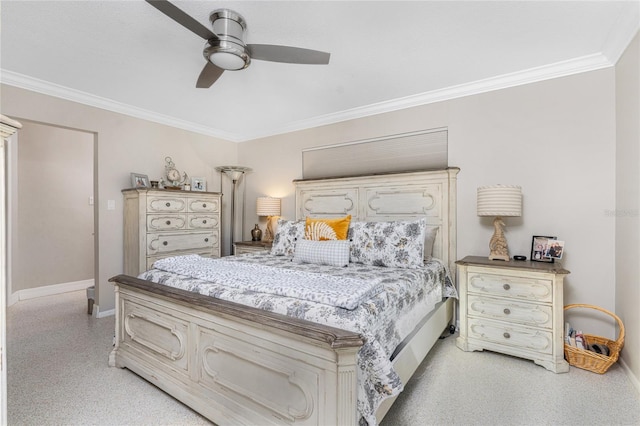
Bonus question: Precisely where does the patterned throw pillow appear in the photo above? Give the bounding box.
[293,239,351,267]
[270,219,305,256]
[305,215,351,240]
[349,218,427,268]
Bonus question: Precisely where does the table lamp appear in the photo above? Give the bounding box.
[256,197,281,243]
[477,185,522,261]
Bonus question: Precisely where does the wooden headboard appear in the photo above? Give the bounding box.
[294,168,460,273]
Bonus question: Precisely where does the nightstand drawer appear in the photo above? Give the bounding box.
[468,295,553,329]
[467,318,553,354]
[468,271,552,302]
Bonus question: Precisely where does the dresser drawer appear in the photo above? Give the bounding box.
[147,232,216,255]
[188,198,219,213]
[147,215,187,231]
[467,271,552,302]
[467,295,553,329]
[467,318,553,354]
[187,214,218,230]
[147,250,214,270]
[148,196,186,213]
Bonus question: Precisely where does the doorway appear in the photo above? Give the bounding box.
[8,120,96,303]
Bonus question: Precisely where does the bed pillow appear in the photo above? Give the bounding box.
[270,219,305,256]
[293,239,350,267]
[424,226,439,260]
[305,215,351,241]
[348,218,427,268]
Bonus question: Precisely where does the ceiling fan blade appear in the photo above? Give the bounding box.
[196,62,225,88]
[247,44,330,64]
[145,0,218,41]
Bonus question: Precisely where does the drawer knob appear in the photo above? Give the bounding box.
[503,332,511,339]
[503,283,511,290]
[202,203,207,208]
[162,241,168,246]
[204,238,209,243]
[166,202,171,207]
[166,220,171,225]
[203,220,207,224]
[503,308,511,315]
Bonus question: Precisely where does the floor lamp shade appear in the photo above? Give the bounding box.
[477,185,522,261]
[257,197,281,243]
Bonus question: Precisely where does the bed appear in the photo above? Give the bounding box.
[109,168,459,425]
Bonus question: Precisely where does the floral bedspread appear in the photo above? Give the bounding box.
[139,253,456,425]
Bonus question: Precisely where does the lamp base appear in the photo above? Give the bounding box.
[262,216,279,243]
[488,216,510,261]
[488,253,510,261]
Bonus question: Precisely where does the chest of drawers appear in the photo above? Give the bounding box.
[456,256,570,373]
[123,188,222,276]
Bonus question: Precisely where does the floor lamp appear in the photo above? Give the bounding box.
[215,166,252,255]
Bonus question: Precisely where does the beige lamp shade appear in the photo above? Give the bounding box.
[256,197,281,217]
[477,185,522,217]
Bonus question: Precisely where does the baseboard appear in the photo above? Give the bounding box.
[95,305,115,318]
[9,279,94,305]
[619,357,640,396]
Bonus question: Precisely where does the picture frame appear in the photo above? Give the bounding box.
[545,240,565,260]
[130,173,150,188]
[531,235,557,263]
[191,177,206,192]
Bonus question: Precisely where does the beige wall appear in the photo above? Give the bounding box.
[615,31,640,385]
[1,84,238,313]
[13,122,94,291]
[239,69,618,338]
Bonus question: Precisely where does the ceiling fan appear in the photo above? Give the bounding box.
[145,0,331,88]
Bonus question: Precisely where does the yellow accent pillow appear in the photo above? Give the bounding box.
[305,215,351,241]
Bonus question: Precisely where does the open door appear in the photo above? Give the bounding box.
[0,115,22,425]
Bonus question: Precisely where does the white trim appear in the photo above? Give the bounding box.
[0,52,616,142]
[619,357,640,396]
[9,279,94,304]
[95,306,115,319]
[0,70,241,142]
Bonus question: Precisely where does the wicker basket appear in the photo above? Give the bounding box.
[563,304,625,374]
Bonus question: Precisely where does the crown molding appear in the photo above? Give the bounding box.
[600,4,640,64]
[2,52,614,143]
[242,52,614,141]
[0,70,242,142]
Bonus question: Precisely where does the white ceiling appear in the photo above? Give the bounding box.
[1,1,638,142]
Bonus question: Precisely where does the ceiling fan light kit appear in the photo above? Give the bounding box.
[146,0,330,88]
[205,9,250,71]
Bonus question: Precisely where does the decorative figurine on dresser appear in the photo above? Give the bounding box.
[456,256,570,373]
[122,186,221,276]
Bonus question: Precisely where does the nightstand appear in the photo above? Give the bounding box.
[456,256,570,373]
[233,241,273,255]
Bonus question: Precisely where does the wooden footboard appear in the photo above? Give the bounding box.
[108,274,365,426]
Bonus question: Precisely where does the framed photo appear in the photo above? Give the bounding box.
[191,177,206,192]
[531,236,557,263]
[545,240,565,260]
[130,173,149,188]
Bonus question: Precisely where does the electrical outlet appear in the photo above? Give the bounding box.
[89,196,94,205]
[107,200,115,210]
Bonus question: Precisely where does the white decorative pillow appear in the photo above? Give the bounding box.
[424,226,439,260]
[293,239,350,267]
[270,219,305,256]
[348,218,427,268]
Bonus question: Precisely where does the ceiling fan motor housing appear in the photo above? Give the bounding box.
[204,9,250,70]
